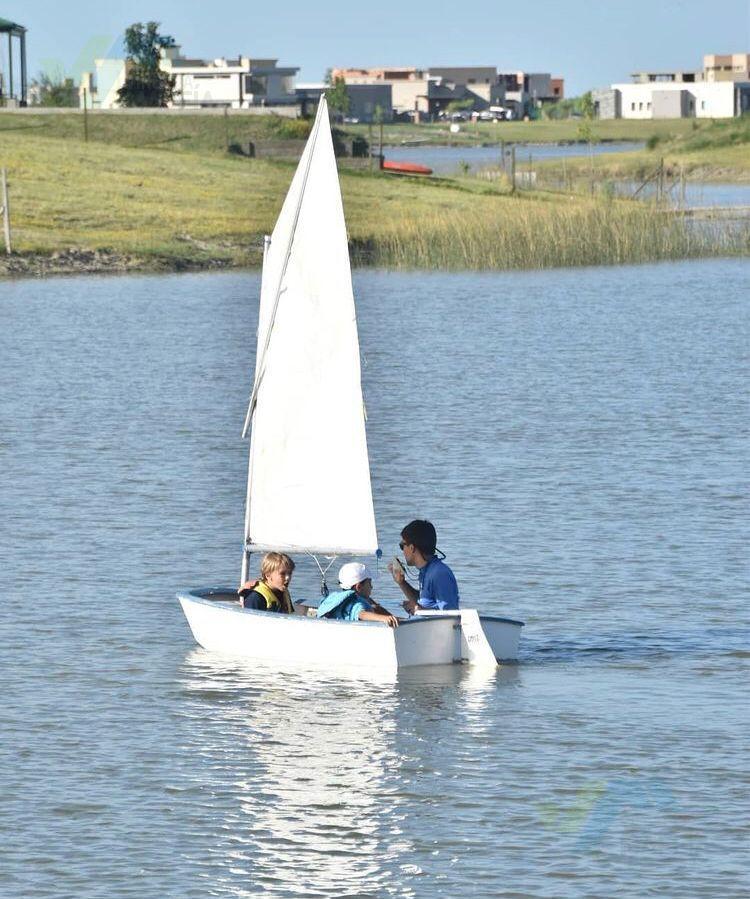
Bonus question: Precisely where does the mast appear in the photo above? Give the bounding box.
[241,232,272,585]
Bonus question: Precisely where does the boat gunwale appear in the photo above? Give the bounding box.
[177,589,459,629]
[478,614,525,627]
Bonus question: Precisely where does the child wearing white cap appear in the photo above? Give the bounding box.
[316,562,399,628]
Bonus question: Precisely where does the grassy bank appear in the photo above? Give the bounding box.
[0,125,746,276]
[346,117,701,146]
[0,110,712,151]
[0,110,312,155]
[533,115,750,184]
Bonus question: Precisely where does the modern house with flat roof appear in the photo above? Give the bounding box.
[80,45,299,110]
[595,52,750,119]
[295,82,393,122]
[331,65,563,120]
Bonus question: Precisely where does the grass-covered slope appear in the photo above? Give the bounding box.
[0,121,746,274]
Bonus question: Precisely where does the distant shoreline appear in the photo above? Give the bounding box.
[0,110,746,280]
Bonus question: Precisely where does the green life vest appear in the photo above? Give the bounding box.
[253,580,293,614]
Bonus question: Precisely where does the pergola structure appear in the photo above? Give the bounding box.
[0,17,27,106]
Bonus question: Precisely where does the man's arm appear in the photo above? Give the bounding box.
[388,561,419,611]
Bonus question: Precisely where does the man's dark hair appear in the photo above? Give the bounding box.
[401,520,437,556]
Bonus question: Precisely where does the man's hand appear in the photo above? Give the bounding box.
[402,598,418,615]
[388,560,406,585]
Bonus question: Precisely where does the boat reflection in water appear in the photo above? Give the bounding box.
[176,650,519,896]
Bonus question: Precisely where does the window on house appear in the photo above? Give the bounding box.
[701,100,705,110]
[647,102,651,110]
[631,102,636,110]
[638,102,643,110]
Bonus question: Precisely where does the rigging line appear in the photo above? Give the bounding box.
[305,551,338,597]
[241,98,327,439]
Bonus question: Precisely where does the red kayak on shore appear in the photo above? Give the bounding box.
[381,159,433,176]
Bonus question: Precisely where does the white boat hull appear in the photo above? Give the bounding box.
[177,589,523,669]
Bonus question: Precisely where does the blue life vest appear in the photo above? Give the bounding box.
[316,589,369,621]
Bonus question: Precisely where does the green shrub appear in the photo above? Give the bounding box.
[265,116,312,140]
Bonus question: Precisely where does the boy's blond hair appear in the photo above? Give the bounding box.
[260,551,295,582]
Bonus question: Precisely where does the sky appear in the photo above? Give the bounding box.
[2,0,749,96]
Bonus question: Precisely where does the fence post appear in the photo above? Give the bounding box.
[1,167,11,254]
[510,145,516,193]
[83,87,89,143]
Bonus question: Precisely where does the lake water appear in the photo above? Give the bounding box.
[384,141,644,175]
[1,259,748,898]
[384,145,750,209]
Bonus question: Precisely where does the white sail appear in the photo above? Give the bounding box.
[243,98,378,555]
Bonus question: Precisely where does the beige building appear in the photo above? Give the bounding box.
[332,66,503,117]
[703,53,750,81]
[630,52,750,86]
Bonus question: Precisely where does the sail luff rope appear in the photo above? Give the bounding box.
[241,101,325,440]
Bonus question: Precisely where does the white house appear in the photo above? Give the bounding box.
[594,52,750,119]
[80,46,299,110]
[610,79,749,119]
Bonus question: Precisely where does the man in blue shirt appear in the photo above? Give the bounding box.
[389,519,460,613]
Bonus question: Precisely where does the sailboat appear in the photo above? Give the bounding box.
[177,98,524,670]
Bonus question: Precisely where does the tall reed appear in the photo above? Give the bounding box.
[352,198,749,270]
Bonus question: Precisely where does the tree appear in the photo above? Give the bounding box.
[32,70,77,107]
[117,22,177,108]
[446,98,474,113]
[579,91,595,120]
[324,71,350,119]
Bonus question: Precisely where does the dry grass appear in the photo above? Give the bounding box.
[0,127,746,273]
[355,195,749,269]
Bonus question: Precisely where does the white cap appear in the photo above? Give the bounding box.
[338,562,374,589]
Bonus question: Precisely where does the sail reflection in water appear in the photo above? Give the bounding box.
[175,651,515,896]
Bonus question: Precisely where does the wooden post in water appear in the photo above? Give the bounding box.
[510,145,516,193]
[82,88,89,143]
[658,157,664,203]
[680,165,686,207]
[1,168,11,254]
